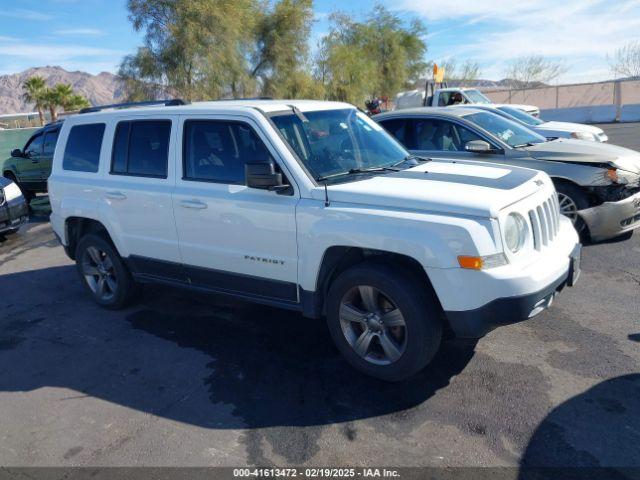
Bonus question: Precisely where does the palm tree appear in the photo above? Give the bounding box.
[22,76,47,126]
[43,84,91,121]
[63,93,91,112]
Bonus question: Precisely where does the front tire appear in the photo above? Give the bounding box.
[4,173,34,204]
[326,261,442,381]
[554,182,589,236]
[75,233,136,309]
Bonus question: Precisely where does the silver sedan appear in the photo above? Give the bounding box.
[374,107,640,241]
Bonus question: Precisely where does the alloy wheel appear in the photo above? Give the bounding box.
[557,192,579,223]
[81,246,118,301]
[339,285,407,365]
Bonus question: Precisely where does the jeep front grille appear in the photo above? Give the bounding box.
[528,194,560,250]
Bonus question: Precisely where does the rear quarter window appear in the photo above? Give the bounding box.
[62,123,106,173]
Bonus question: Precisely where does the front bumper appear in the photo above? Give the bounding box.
[579,191,640,241]
[0,196,29,233]
[427,216,580,338]
[446,267,568,338]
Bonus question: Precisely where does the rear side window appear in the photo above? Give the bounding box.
[379,119,413,149]
[183,120,274,184]
[62,124,106,172]
[111,120,171,178]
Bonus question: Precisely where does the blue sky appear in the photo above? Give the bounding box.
[1,0,639,83]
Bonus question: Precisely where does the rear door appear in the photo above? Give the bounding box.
[99,116,184,280]
[173,114,299,303]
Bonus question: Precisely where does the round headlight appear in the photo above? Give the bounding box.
[504,213,527,253]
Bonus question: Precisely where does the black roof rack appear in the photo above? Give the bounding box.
[79,99,188,114]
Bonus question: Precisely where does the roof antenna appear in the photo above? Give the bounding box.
[323,181,330,207]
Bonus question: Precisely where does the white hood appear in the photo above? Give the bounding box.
[500,103,539,114]
[537,121,604,135]
[317,160,549,218]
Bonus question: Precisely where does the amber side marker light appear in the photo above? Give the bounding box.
[458,256,483,270]
[605,168,618,182]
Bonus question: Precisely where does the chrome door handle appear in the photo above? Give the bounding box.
[180,199,207,210]
[105,191,127,200]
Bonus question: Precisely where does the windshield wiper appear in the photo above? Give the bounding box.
[316,166,399,183]
[390,154,430,168]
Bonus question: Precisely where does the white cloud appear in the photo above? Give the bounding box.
[53,28,105,36]
[0,8,54,21]
[0,38,123,75]
[397,0,640,81]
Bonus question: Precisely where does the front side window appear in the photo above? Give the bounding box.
[62,124,105,173]
[464,89,492,104]
[463,111,546,148]
[111,120,171,177]
[270,108,408,182]
[183,120,274,184]
[43,130,59,156]
[24,134,43,158]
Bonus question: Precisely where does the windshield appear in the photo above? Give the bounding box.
[270,108,409,182]
[463,111,547,148]
[497,106,544,126]
[463,89,492,104]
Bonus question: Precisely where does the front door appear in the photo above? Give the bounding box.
[173,115,299,303]
[18,133,44,187]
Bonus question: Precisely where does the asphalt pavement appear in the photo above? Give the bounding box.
[0,123,638,472]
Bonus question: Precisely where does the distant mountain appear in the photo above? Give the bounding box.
[0,66,126,115]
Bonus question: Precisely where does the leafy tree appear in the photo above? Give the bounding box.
[121,0,259,101]
[431,58,481,84]
[22,76,47,126]
[319,6,427,105]
[252,0,320,98]
[40,83,91,121]
[458,60,481,85]
[609,41,640,79]
[505,55,566,88]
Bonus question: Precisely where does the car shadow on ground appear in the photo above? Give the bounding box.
[519,374,640,480]
[0,264,478,434]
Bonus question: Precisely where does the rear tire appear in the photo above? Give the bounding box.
[326,261,442,382]
[75,233,137,309]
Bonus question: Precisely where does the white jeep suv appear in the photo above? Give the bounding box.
[48,99,581,381]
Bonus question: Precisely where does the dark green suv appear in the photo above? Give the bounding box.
[2,122,61,201]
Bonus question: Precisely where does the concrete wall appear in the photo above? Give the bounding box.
[485,79,640,124]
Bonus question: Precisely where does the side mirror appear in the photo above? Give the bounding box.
[245,161,291,194]
[11,149,23,158]
[465,140,493,153]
